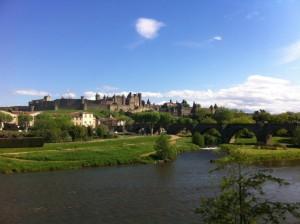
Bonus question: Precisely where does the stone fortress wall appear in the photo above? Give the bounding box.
[27,92,145,112]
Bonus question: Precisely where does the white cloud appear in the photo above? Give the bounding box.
[101,85,119,92]
[212,36,222,41]
[84,75,300,113]
[176,35,222,48]
[62,92,76,99]
[281,40,300,64]
[135,17,165,39]
[15,89,49,96]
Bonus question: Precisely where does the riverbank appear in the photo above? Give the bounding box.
[220,144,300,164]
[0,136,200,173]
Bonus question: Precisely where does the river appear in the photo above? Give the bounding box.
[0,151,300,224]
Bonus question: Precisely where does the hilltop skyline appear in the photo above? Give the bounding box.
[1,0,300,113]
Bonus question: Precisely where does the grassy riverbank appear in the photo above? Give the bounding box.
[220,144,300,164]
[0,136,199,173]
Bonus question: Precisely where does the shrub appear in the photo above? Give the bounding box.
[275,128,289,137]
[192,132,205,147]
[204,134,219,146]
[96,125,109,138]
[203,128,222,146]
[69,126,88,141]
[292,127,300,146]
[154,135,176,161]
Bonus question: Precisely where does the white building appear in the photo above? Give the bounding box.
[71,112,96,128]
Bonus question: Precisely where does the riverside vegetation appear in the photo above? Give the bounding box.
[2,108,300,173]
[0,136,200,173]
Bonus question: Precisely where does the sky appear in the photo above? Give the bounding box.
[1,0,300,113]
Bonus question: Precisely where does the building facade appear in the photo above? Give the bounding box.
[71,112,97,128]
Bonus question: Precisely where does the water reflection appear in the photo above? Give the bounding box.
[0,151,299,224]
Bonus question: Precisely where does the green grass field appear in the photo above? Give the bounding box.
[0,136,198,173]
[220,144,300,164]
[234,136,292,145]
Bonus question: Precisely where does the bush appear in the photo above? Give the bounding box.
[237,129,255,138]
[0,137,44,148]
[95,125,109,138]
[292,127,300,146]
[154,135,176,161]
[203,128,222,146]
[275,128,289,137]
[204,134,220,146]
[192,132,205,147]
[69,126,88,141]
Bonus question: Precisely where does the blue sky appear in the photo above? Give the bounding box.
[1,0,300,112]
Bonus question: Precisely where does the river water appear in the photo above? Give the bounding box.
[0,151,300,224]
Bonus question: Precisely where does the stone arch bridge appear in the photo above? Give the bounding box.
[167,123,300,145]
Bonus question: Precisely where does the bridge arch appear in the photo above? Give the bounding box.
[222,124,261,144]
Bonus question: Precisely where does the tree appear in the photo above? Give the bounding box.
[133,112,160,135]
[154,135,176,161]
[33,113,73,142]
[230,116,255,124]
[196,161,300,224]
[204,128,222,145]
[18,113,33,132]
[193,108,211,122]
[199,117,217,124]
[275,128,289,137]
[213,108,234,124]
[69,126,88,141]
[0,112,13,130]
[292,127,300,146]
[95,125,109,138]
[181,99,190,107]
[192,132,205,147]
[158,112,174,130]
[253,110,272,124]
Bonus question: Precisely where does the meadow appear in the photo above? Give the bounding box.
[0,136,198,173]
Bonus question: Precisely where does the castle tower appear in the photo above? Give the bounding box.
[138,93,142,107]
[43,95,51,102]
[122,95,125,105]
[95,93,100,101]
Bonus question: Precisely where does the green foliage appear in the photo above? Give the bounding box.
[230,116,255,124]
[0,137,44,148]
[18,113,33,131]
[154,135,176,161]
[0,112,13,130]
[177,117,197,126]
[253,110,272,123]
[213,107,234,124]
[275,128,289,137]
[199,117,217,124]
[34,113,72,130]
[204,128,222,146]
[0,136,159,173]
[193,108,211,122]
[95,125,109,138]
[219,144,300,164]
[292,127,300,146]
[196,162,300,224]
[158,112,174,129]
[69,126,88,141]
[133,112,160,135]
[192,132,205,147]
[33,113,73,142]
[236,128,255,138]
